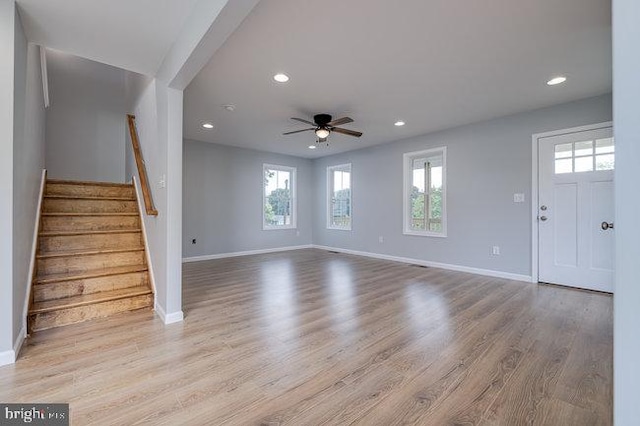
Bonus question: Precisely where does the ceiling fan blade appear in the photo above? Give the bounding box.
[291,117,316,126]
[283,128,315,135]
[332,127,363,137]
[328,117,353,127]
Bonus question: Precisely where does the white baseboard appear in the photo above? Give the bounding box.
[313,245,533,283]
[183,244,313,263]
[0,325,27,367]
[154,302,184,325]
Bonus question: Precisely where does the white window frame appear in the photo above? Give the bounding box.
[403,146,447,237]
[327,163,352,231]
[263,164,297,230]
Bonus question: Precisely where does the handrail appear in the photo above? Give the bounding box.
[127,114,158,216]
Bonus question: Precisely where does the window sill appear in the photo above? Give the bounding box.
[403,230,447,238]
[263,225,297,231]
[327,226,352,231]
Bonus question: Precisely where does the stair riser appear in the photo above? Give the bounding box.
[33,272,150,302]
[37,251,146,276]
[45,183,135,199]
[41,215,141,232]
[29,294,153,331]
[43,198,138,213]
[39,233,143,253]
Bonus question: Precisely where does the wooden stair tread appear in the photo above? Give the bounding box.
[42,212,139,217]
[36,264,148,284]
[30,287,152,314]
[40,229,141,237]
[46,179,133,188]
[44,194,135,201]
[37,247,145,259]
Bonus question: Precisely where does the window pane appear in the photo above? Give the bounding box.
[411,164,426,230]
[264,167,293,227]
[555,143,573,159]
[555,158,572,174]
[574,140,593,157]
[331,169,351,228]
[596,154,615,171]
[596,138,614,154]
[575,156,593,172]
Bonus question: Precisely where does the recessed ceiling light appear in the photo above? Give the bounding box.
[308,145,316,149]
[547,76,567,86]
[273,73,290,83]
[394,121,406,127]
[222,104,236,112]
[202,122,214,129]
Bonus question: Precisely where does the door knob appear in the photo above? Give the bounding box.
[601,221,614,230]
[540,216,548,221]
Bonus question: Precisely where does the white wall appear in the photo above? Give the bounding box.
[0,2,46,365]
[0,0,16,361]
[12,14,46,351]
[613,0,640,423]
[125,73,183,323]
[311,95,612,278]
[183,140,314,259]
[45,51,126,182]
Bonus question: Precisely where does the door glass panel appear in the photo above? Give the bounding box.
[596,138,614,154]
[555,143,573,159]
[575,156,594,172]
[555,158,572,174]
[596,154,615,171]
[574,140,593,156]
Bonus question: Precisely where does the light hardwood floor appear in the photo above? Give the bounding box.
[0,249,612,425]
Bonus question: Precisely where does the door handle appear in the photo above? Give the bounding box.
[540,216,548,221]
[601,221,614,230]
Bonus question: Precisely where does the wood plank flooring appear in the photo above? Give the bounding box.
[0,249,612,425]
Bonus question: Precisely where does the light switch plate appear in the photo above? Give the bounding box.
[513,193,525,203]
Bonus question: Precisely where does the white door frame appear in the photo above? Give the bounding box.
[530,121,613,283]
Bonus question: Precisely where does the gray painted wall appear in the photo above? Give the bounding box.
[45,51,126,183]
[312,94,612,277]
[0,0,16,357]
[613,0,640,422]
[183,140,314,258]
[12,16,46,345]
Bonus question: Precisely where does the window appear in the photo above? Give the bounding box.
[403,147,447,237]
[555,137,615,174]
[263,164,296,229]
[327,164,352,230]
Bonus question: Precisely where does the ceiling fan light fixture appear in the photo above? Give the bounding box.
[315,128,330,139]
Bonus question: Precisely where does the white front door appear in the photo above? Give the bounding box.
[538,126,615,292]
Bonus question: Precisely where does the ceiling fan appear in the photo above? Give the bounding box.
[283,114,363,142]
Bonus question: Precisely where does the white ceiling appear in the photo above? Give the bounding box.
[16,0,201,75]
[184,0,612,158]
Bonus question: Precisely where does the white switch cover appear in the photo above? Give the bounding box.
[159,175,166,189]
[513,193,525,203]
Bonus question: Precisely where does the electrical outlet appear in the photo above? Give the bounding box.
[191,239,197,244]
[296,231,300,237]
[492,246,500,255]
[379,236,384,243]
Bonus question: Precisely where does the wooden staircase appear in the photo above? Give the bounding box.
[28,179,154,332]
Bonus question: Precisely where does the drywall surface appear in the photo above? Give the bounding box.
[12,18,45,346]
[182,140,314,258]
[126,73,183,322]
[311,94,612,277]
[45,51,126,182]
[0,0,16,359]
[613,0,640,422]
